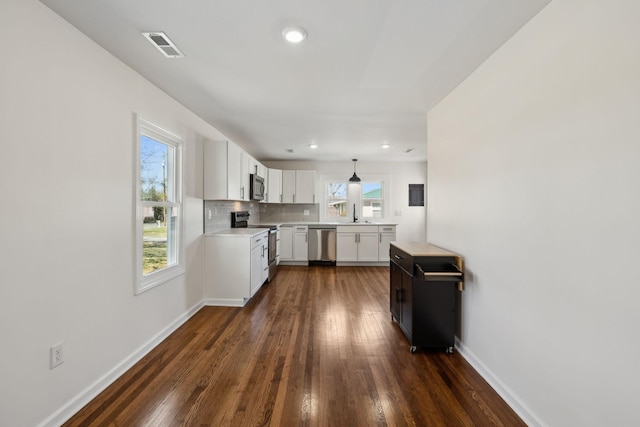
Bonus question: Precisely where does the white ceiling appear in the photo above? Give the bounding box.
[39,0,550,162]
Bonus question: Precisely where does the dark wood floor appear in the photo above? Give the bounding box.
[64,266,524,426]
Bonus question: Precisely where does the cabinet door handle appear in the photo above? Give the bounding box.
[293,194,296,203]
[379,234,382,243]
[280,194,282,203]
[394,254,402,260]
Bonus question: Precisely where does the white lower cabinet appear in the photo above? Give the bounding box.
[293,226,309,261]
[279,226,293,261]
[279,225,308,263]
[250,233,269,297]
[205,230,269,306]
[378,225,397,261]
[336,225,379,262]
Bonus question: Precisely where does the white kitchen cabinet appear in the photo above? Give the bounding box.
[281,170,316,203]
[240,151,251,201]
[378,225,397,262]
[279,226,293,261]
[293,225,309,261]
[250,232,269,296]
[275,228,281,265]
[295,170,316,203]
[267,169,282,203]
[204,230,268,306]
[336,225,379,262]
[282,170,295,203]
[203,140,243,200]
[256,162,268,181]
[336,232,358,261]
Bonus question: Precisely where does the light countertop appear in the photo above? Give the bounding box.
[204,228,270,237]
[390,242,459,257]
[250,221,397,227]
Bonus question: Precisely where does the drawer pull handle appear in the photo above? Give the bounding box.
[394,254,402,260]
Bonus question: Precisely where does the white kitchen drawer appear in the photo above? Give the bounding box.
[251,231,268,249]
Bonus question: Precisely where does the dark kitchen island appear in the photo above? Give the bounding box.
[389,242,464,353]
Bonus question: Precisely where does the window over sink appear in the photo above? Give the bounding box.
[326,181,348,218]
[321,174,388,222]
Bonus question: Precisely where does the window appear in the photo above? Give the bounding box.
[321,175,389,222]
[326,181,348,218]
[361,181,383,218]
[135,116,184,294]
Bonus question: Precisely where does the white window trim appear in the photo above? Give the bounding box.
[359,176,388,220]
[320,174,390,222]
[134,115,185,295]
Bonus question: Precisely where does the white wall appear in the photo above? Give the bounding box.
[0,1,227,426]
[264,160,427,243]
[427,1,640,426]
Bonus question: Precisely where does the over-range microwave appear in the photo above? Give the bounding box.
[250,174,265,201]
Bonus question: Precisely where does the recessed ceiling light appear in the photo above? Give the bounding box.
[282,27,307,43]
[405,148,414,153]
[309,144,318,149]
[381,144,390,149]
[286,148,294,153]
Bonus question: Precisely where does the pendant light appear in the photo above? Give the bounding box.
[349,159,361,183]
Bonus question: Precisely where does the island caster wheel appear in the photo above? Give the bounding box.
[410,345,417,353]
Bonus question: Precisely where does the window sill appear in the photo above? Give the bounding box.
[136,264,185,295]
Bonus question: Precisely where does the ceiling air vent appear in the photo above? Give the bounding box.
[142,32,184,58]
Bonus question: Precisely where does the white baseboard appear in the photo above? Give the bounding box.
[203,298,248,307]
[455,337,545,427]
[38,300,204,427]
[203,297,246,307]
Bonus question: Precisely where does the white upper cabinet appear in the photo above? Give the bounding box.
[281,170,316,204]
[295,170,316,203]
[205,145,315,204]
[256,162,268,180]
[267,168,282,203]
[204,140,243,200]
[282,170,296,203]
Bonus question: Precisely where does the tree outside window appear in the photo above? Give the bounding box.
[327,182,347,218]
[136,117,184,294]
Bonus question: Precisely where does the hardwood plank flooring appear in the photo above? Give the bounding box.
[64,266,525,426]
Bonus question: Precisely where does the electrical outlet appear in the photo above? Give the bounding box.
[207,208,212,220]
[50,342,64,369]
[303,210,309,216]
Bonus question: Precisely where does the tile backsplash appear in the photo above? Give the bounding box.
[204,201,319,233]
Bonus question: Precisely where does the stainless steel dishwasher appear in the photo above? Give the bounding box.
[308,225,337,266]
